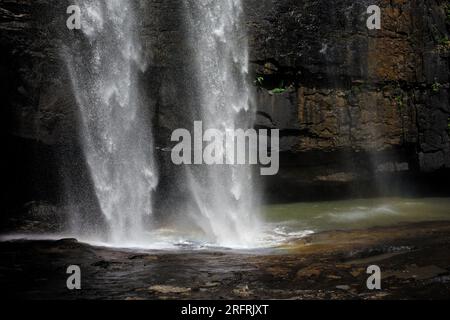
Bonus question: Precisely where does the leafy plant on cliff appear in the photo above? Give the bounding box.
[393,84,405,108]
[395,95,404,108]
[439,36,450,47]
[432,81,442,93]
[254,76,264,87]
[270,86,288,95]
[254,76,292,95]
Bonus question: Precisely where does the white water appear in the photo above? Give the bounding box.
[64,1,158,245]
[183,0,262,248]
[61,0,263,249]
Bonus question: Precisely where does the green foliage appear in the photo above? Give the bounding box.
[393,83,405,107]
[432,82,442,93]
[395,95,404,107]
[270,87,287,95]
[269,81,291,95]
[439,36,450,47]
[254,76,291,95]
[254,76,264,87]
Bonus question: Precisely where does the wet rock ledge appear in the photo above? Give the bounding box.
[1,221,449,300]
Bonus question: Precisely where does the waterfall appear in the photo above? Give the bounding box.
[64,1,158,244]
[62,0,260,248]
[183,0,261,248]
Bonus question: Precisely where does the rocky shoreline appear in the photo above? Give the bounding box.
[1,221,449,300]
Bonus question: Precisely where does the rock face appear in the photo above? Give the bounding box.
[0,0,449,213]
[245,0,450,201]
[1,0,63,218]
[246,0,449,166]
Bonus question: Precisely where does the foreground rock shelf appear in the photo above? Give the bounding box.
[1,221,449,300]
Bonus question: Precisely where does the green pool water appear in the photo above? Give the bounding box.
[4,197,450,250]
[264,197,450,234]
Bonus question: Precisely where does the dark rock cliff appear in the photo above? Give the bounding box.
[0,0,449,216]
[245,0,450,201]
[247,0,449,163]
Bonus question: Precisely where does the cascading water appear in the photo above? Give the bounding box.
[183,0,262,248]
[64,1,158,245]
